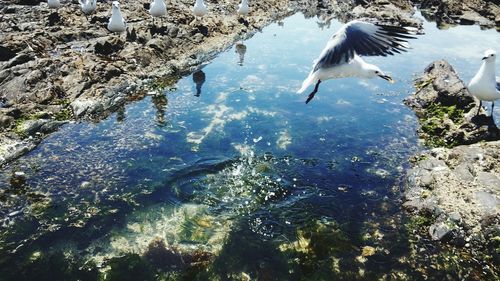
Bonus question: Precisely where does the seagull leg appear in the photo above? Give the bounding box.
[477,100,482,115]
[305,80,322,104]
[491,101,495,117]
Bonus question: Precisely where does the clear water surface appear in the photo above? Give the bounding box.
[0,12,499,280]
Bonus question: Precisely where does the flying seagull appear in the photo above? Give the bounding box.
[467,49,500,116]
[108,1,126,33]
[297,20,418,104]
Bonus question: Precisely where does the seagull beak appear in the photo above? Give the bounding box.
[378,74,394,84]
[482,56,488,60]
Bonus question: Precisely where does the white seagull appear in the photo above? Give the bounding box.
[467,49,500,116]
[237,0,249,16]
[108,1,126,33]
[79,0,97,16]
[47,0,61,9]
[193,0,208,18]
[149,0,167,25]
[297,20,418,104]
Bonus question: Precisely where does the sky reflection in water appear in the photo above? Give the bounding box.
[0,12,499,279]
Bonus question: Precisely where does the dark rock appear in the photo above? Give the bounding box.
[150,26,169,36]
[94,39,124,56]
[0,45,17,62]
[13,0,43,5]
[2,53,34,70]
[47,12,61,27]
[103,65,123,80]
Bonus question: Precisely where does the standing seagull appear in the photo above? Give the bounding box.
[467,49,500,116]
[297,20,418,104]
[149,0,167,26]
[47,0,61,9]
[193,0,208,19]
[108,1,126,33]
[79,0,97,18]
[237,0,249,16]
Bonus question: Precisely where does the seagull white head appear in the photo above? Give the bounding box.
[482,49,496,61]
[112,1,120,9]
[363,63,394,83]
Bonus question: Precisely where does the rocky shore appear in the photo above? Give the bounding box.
[404,60,499,275]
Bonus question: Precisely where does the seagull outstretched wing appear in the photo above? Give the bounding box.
[313,20,417,72]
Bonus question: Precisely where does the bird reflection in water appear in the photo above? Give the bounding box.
[152,94,168,126]
[192,70,206,97]
[235,41,247,66]
[116,105,126,122]
[316,14,333,30]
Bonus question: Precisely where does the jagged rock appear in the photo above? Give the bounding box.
[94,39,124,56]
[71,99,99,117]
[19,119,66,136]
[1,53,34,70]
[405,60,499,147]
[429,222,453,241]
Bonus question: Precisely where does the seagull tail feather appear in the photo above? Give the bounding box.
[297,72,317,94]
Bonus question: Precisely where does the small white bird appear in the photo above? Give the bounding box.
[237,0,249,16]
[47,0,61,9]
[468,49,500,116]
[193,0,208,18]
[149,0,167,25]
[79,0,97,16]
[107,1,126,33]
[297,20,417,104]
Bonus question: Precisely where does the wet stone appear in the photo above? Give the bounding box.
[429,222,453,241]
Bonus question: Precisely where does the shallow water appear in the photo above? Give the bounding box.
[1,13,499,280]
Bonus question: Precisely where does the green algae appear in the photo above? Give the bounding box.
[419,102,465,148]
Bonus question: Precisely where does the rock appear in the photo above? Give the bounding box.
[0,45,16,62]
[475,191,498,213]
[404,60,500,148]
[429,222,453,241]
[415,0,500,30]
[146,38,172,53]
[405,141,500,253]
[0,114,14,129]
[19,119,66,136]
[476,172,500,191]
[94,39,124,56]
[2,53,34,70]
[71,99,99,117]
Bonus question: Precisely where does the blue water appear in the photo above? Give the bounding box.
[0,13,498,280]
